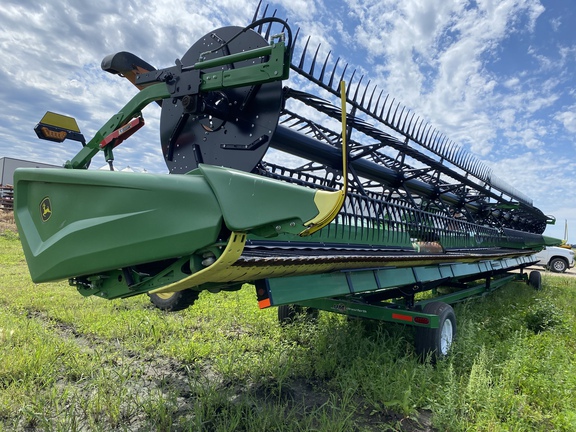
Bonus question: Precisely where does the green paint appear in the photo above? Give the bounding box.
[198,164,318,234]
[14,168,222,283]
[298,297,440,328]
[265,254,536,307]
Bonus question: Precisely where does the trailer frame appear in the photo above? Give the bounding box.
[258,254,542,360]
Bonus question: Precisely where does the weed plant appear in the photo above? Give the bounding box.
[1,234,576,430]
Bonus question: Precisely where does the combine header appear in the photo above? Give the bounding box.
[14,5,558,359]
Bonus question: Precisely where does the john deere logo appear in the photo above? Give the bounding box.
[40,197,52,222]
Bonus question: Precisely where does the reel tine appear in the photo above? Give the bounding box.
[291,28,300,58]
[401,110,413,133]
[439,135,449,154]
[352,74,364,102]
[454,144,462,163]
[474,160,484,179]
[478,162,486,180]
[431,131,442,151]
[426,129,440,148]
[448,141,457,160]
[385,98,396,123]
[419,124,428,145]
[371,88,383,113]
[346,69,357,98]
[454,148,462,166]
[423,123,432,142]
[309,44,321,76]
[391,103,402,128]
[453,143,461,163]
[470,158,478,177]
[327,56,341,88]
[479,166,486,181]
[464,153,472,170]
[471,159,478,174]
[318,50,331,83]
[412,116,422,137]
[414,117,424,140]
[425,129,434,150]
[436,131,447,151]
[251,0,262,23]
[465,154,473,171]
[476,161,485,180]
[257,4,269,32]
[298,36,311,69]
[264,9,278,40]
[462,152,470,169]
[414,117,426,142]
[359,80,371,106]
[379,94,389,119]
[427,131,436,151]
[424,126,438,148]
[367,85,377,111]
[431,129,441,149]
[443,140,453,159]
[338,63,349,93]
[406,112,416,136]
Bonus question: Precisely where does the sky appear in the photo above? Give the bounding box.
[0,0,575,242]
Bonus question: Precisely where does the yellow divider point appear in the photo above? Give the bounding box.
[149,232,247,294]
[301,80,348,236]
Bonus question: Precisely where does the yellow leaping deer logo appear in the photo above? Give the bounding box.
[40,197,52,222]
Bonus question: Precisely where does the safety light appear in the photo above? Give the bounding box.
[414,316,431,325]
[392,313,413,322]
[34,111,86,145]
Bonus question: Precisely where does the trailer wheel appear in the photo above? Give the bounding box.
[278,305,319,324]
[148,289,199,311]
[415,301,456,362]
[528,271,542,290]
[549,257,568,273]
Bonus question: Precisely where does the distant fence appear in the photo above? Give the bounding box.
[1,184,13,211]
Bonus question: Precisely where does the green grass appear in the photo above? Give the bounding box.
[2,231,576,431]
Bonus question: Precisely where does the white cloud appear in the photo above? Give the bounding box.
[556,108,576,134]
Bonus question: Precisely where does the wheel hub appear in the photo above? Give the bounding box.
[440,319,453,355]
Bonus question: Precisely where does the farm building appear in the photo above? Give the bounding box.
[0,157,60,186]
[0,157,60,211]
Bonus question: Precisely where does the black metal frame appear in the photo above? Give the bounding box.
[251,3,551,236]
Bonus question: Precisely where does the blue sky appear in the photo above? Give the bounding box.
[0,0,574,241]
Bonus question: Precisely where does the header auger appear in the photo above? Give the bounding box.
[14,5,560,359]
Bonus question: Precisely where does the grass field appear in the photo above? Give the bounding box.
[2,219,576,431]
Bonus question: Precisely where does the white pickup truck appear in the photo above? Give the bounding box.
[533,246,575,273]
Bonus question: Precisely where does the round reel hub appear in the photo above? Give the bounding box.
[160,26,283,173]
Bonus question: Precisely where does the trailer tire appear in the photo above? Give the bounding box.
[528,271,542,290]
[278,305,319,324]
[148,289,199,311]
[549,257,568,273]
[415,301,456,362]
